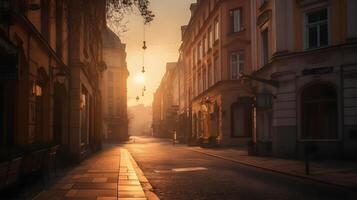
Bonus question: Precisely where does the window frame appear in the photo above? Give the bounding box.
[230,7,243,33]
[304,7,330,50]
[230,51,244,80]
[261,28,269,66]
[214,17,220,42]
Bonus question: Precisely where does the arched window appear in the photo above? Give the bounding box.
[301,83,338,139]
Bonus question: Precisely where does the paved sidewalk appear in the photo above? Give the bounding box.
[191,147,357,189]
[33,146,158,200]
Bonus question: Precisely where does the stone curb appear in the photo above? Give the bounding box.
[191,149,355,191]
[125,149,160,200]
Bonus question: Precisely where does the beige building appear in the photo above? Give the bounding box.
[250,0,357,158]
[101,28,129,142]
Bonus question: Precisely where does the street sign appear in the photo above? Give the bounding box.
[302,67,333,76]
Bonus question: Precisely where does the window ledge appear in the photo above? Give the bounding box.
[228,28,245,37]
[304,45,330,52]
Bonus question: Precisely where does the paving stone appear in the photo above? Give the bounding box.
[96,197,117,200]
[66,189,117,197]
[72,183,117,190]
[93,177,109,183]
[119,198,147,200]
[118,185,143,192]
[118,191,146,198]
[118,180,141,185]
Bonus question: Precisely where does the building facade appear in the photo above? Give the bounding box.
[152,62,179,138]
[158,0,357,159]
[101,28,129,142]
[179,0,254,146]
[0,0,108,162]
[250,0,357,158]
[0,0,70,151]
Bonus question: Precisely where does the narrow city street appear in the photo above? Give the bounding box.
[124,137,357,200]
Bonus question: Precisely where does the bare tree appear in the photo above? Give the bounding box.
[106,0,155,34]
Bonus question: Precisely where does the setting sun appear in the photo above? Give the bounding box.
[134,74,145,84]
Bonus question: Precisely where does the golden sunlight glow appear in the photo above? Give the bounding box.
[134,74,145,84]
[120,0,193,106]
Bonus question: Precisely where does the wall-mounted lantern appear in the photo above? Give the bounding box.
[80,94,86,109]
[32,82,42,97]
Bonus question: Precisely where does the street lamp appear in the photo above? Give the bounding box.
[142,41,147,50]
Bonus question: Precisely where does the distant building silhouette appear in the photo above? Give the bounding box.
[101,27,129,142]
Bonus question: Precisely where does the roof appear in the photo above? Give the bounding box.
[102,27,125,49]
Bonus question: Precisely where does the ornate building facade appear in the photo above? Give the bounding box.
[101,28,129,142]
[0,0,107,162]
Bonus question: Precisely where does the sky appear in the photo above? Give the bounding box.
[119,0,194,106]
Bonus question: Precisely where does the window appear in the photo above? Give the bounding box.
[301,84,338,139]
[193,75,196,96]
[203,68,207,91]
[198,42,202,61]
[208,26,213,49]
[193,48,197,65]
[214,18,220,41]
[208,63,213,87]
[198,72,202,94]
[203,35,207,54]
[230,51,244,79]
[261,29,269,65]
[306,9,328,49]
[230,8,242,33]
[214,57,219,83]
